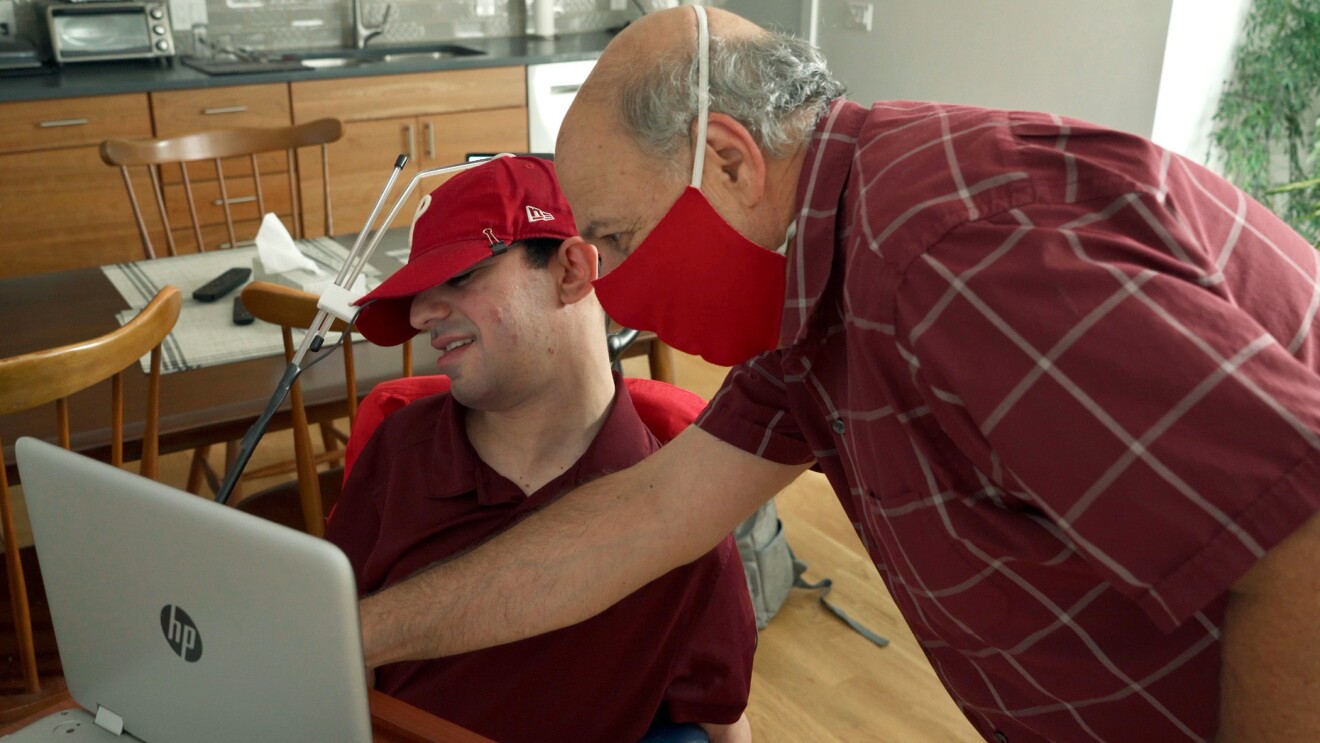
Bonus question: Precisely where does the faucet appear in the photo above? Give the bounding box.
[353,0,392,49]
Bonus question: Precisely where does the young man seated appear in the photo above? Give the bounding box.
[326,156,756,743]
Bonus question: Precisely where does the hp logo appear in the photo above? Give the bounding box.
[160,605,203,662]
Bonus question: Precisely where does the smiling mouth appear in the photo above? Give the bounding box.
[436,338,474,358]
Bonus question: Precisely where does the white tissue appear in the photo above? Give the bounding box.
[255,213,322,275]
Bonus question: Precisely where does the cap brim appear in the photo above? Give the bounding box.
[353,240,492,346]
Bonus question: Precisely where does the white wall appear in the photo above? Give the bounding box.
[813,0,1175,138]
[1149,0,1252,167]
[720,0,1249,169]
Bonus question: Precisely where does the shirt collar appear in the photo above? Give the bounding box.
[779,99,871,349]
[428,372,658,506]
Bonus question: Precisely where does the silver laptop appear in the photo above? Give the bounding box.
[7,438,373,742]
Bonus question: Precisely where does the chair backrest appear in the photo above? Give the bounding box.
[0,285,181,695]
[238,281,412,537]
[99,119,343,260]
[341,375,707,483]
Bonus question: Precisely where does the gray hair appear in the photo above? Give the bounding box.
[616,30,846,168]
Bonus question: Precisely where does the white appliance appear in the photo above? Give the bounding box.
[527,59,596,154]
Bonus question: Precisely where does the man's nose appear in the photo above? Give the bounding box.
[409,291,452,331]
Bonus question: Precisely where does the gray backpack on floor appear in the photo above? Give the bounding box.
[734,499,889,647]
[734,500,796,629]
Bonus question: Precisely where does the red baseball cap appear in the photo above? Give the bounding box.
[353,155,577,346]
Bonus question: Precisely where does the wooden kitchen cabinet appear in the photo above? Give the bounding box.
[290,67,529,238]
[151,84,290,136]
[0,94,153,277]
[147,84,297,253]
[1,64,532,277]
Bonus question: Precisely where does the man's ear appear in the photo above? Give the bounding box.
[697,113,767,208]
[556,237,600,305]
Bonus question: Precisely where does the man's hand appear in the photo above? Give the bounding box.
[1219,508,1320,741]
[701,713,752,743]
[359,426,808,667]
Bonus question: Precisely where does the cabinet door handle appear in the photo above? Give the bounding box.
[549,84,582,95]
[212,195,257,206]
[405,123,416,161]
[203,105,248,115]
[425,122,435,160]
[38,118,89,128]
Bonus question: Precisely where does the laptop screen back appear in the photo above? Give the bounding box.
[14,438,372,743]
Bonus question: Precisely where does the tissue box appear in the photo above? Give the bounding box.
[251,257,327,295]
[251,257,374,300]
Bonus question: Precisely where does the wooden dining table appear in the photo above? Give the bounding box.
[0,231,430,485]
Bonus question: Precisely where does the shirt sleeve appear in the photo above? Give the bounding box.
[324,434,385,594]
[662,535,757,725]
[696,354,815,466]
[897,191,1320,631]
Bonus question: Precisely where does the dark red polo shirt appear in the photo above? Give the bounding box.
[327,378,755,742]
[698,99,1320,741]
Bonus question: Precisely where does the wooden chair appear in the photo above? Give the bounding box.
[0,286,182,702]
[611,326,675,386]
[236,281,414,537]
[99,119,345,498]
[98,118,344,258]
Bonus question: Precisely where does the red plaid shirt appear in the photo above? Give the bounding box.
[697,99,1320,742]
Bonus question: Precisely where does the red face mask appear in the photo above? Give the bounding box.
[590,4,788,368]
[592,188,786,367]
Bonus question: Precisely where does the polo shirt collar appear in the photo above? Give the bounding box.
[427,372,656,506]
[779,98,871,349]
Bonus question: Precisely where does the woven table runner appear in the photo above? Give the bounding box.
[102,238,380,375]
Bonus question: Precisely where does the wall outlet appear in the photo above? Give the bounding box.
[610,0,628,10]
[474,0,496,16]
[0,0,15,38]
[846,2,873,32]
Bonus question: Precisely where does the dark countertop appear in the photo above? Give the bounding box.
[0,30,614,104]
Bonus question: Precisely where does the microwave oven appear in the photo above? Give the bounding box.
[46,1,175,65]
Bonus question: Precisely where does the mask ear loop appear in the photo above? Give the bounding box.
[690,4,710,189]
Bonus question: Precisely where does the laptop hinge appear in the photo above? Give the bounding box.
[94,705,125,735]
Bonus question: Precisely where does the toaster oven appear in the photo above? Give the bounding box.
[46,1,175,65]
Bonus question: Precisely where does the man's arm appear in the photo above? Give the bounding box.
[700,713,751,743]
[359,425,809,667]
[1218,509,1320,741]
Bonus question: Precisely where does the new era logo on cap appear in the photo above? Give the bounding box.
[522,204,554,223]
[525,205,555,222]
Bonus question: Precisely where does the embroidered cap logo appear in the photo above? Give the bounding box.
[525,205,555,222]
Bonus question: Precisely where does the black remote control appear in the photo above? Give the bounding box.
[193,267,251,302]
[232,295,255,326]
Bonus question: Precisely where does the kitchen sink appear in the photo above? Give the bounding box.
[281,43,487,67]
[182,43,486,76]
[297,57,370,69]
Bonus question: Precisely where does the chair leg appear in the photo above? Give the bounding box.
[647,340,676,385]
[186,445,211,494]
[319,421,340,457]
[0,446,39,694]
[223,440,242,502]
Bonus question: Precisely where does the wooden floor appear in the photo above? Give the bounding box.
[3,351,981,742]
